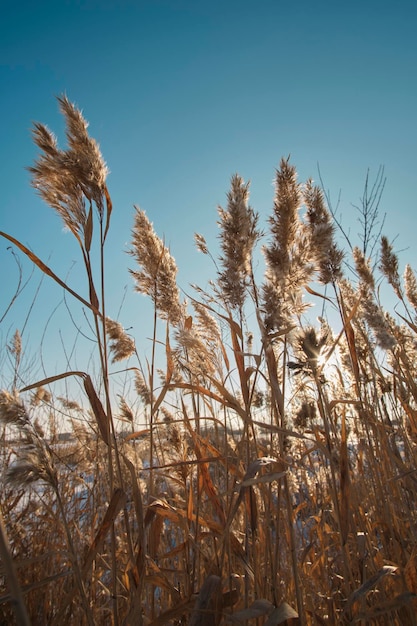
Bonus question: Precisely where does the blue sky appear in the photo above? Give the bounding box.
[1,0,417,386]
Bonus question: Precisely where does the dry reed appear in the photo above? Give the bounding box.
[0,97,416,625]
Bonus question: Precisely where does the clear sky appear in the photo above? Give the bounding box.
[1,0,417,387]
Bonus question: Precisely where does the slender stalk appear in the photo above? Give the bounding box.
[149,300,158,497]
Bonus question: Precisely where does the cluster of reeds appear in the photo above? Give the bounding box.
[1,97,417,625]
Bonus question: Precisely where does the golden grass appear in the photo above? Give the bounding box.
[0,97,417,624]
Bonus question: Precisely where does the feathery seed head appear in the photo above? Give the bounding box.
[31,122,59,156]
[353,247,375,291]
[191,301,221,345]
[0,390,28,428]
[217,174,260,309]
[299,326,327,361]
[194,233,208,254]
[269,158,302,250]
[129,208,182,325]
[358,290,397,350]
[290,326,329,374]
[31,386,52,407]
[0,391,58,489]
[262,280,291,332]
[134,370,153,406]
[57,95,108,213]
[29,130,87,236]
[105,317,136,363]
[5,445,58,489]
[352,245,395,349]
[8,329,22,362]
[58,397,82,411]
[29,95,108,244]
[304,179,344,284]
[262,159,315,332]
[404,264,417,312]
[365,305,396,350]
[379,236,402,298]
[118,396,134,422]
[294,401,317,429]
[175,326,215,377]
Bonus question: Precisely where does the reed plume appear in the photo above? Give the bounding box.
[0,390,57,489]
[404,263,417,312]
[174,318,216,379]
[262,158,314,331]
[217,174,260,309]
[353,247,396,350]
[105,317,136,363]
[380,235,402,299]
[28,95,108,243]
[134,369,153,406]
[57,95,108,215]
[304,178,344,284]
[194,232,209,255]
[129,207,182,325]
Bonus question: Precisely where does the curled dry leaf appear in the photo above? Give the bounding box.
[264,602,299,626]
[226,598,274,622]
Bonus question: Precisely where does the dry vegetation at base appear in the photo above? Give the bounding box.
[1,97,417,625]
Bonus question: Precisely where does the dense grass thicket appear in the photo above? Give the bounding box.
[1,97,417,625]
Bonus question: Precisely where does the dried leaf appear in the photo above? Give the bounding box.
[240,471,287,487]
[343,565,398,615]
[124,429,150,441]
[21,371,110,445]
[20,370,87,392]
[241,457,284,487]
[396,310,417,334]
[83,374,110,444]
[85,203,93,252]
[305,284,333,303]
[0,231,99,313]
[103,183,113,242]
[228,316,248,405]
[82,488,126,575]
[227,598,274,622]
[353,592,417,620]
[264,602,299,625]
[185,315,193,330]
[229,457,285,525]
[145,499,182,526]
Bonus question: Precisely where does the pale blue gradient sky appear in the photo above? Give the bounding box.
[1,0,417,385]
